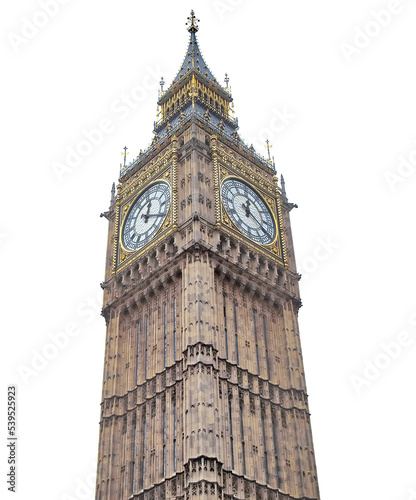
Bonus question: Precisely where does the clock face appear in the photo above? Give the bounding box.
[221,178,276,245]
[122,181,171,251]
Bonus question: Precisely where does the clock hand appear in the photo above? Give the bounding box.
[249,212,270,236]
[141,200,152,222]
[242,199,251,217]
[145,213,166,217]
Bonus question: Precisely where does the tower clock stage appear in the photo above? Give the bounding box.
[96,11,320,500]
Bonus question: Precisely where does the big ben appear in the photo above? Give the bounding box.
[96,10,320,500]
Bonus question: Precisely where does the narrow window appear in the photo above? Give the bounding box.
[173,298,177,362]
[145,316,149,379]
[228,398,234,470]
[141,416,146,490]
[163,304,167,368]
[262,410,269,484]
[272,412,280,487]
[263,316,270,380]
[163,407,166,477]
[223,294,228,359]
[173,398,177,471]
[253,311,260,375]
[136,322,141,385]
[233,302,239,365]
[239,400,246,474]
[132,422,137,493]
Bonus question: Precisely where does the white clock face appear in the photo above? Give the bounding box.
[122,181,171,251]
[221,178,276,245]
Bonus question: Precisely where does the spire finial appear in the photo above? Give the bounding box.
[121,146,129,168]
[224,73,230,90]
[265,139,272,160]
[160,77,165,93]
[187,10,199,33]
[281,174,286,195]
[111,182,115,203]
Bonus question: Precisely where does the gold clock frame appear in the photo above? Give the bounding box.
[218,166,287,267]
[220,175,279,247]
[119,179,172,254]
[113,168,175,274]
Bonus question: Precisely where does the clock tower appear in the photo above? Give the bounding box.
[96,11,320,500]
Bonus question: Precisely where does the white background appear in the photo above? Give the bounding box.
[1,1,416,499]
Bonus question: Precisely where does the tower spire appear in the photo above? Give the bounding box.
[173,11,216,84]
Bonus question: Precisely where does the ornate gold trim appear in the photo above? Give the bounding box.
[119,178,172,256]
[211,134,221,227]
[115,225,174,275]
[274,178,288,268]
[218,169,285,264]
[119,144,175,202]
[171,135,178,230]
[220,175,279,245]
[216,144,274,196]
[112,190,121,276]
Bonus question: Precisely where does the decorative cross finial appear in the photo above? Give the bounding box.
[224,73,230,89]
[160,77,165,93]
[121,146,129,167]
[265,139,272,160]
[187,10,199,33]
